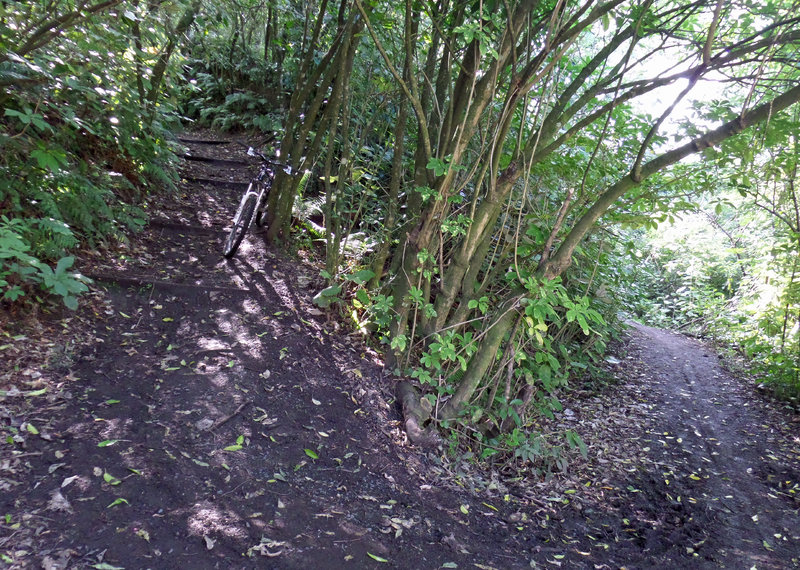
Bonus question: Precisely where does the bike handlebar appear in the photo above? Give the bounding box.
[236,141,293,174]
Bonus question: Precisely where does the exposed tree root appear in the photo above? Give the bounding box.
[397,380,441,448]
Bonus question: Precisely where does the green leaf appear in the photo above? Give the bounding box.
[54,255,75,274]
[426,157,448,177]
[346,269,375,285]
[304,448,319,459]
[26,423,39,435]
[390,334,407,353]
[31,148,66,173]
[98,439,119,447]
[367,553,388,563]
[5,108,30,123]
[313,284,342,308]
[356,288,370,305]
[106,497,129,508]
[103,472,122,485]
[319,285,342,297]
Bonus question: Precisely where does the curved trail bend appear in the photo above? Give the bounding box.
[624,322,799,568]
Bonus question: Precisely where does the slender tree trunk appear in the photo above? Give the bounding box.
[370,98,408,289]
[131,3,146,104]
[264,2,274,63]
[4,0,123,63]
[324,27,358,277]
[146,0,201,105]
[440,294,520,419]
[541,83,800,280]
[266,5,366,244]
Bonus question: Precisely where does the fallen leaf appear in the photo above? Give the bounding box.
[47,490,73,513]
[61,475,80,488]
[103,472,122,486]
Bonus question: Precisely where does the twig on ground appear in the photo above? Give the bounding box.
[210,401,251,431]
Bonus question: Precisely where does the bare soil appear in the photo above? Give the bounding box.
[1,133,798,569]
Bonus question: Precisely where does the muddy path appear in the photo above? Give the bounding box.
[1,133,798,569]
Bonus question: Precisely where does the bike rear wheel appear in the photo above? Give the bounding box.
[223,187,257,258]
[255,204,267,228]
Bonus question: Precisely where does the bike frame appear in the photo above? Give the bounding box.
[222,146,290,258]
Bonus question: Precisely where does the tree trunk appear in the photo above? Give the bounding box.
[441,82,800,420]
[439,294,520,419]
[146,0,201,105]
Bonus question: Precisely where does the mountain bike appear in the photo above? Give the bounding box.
[222,147,290,258]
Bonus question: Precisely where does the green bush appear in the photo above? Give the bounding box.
[0,217,89,309]
[1,0,183,310]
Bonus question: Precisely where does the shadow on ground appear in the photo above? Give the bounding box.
[1,132,798,569]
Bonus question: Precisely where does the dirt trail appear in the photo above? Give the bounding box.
[1,133,798,569]
[621,323,799,567]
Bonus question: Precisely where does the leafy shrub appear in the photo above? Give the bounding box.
[181,42,283,132]
[0,217,89,309]
[1,1,182,309]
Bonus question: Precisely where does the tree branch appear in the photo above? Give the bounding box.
[540,81,800,279]
[6,0,122,63]
[355,0,433,164]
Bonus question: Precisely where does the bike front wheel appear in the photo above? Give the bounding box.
[223,189,257,258]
